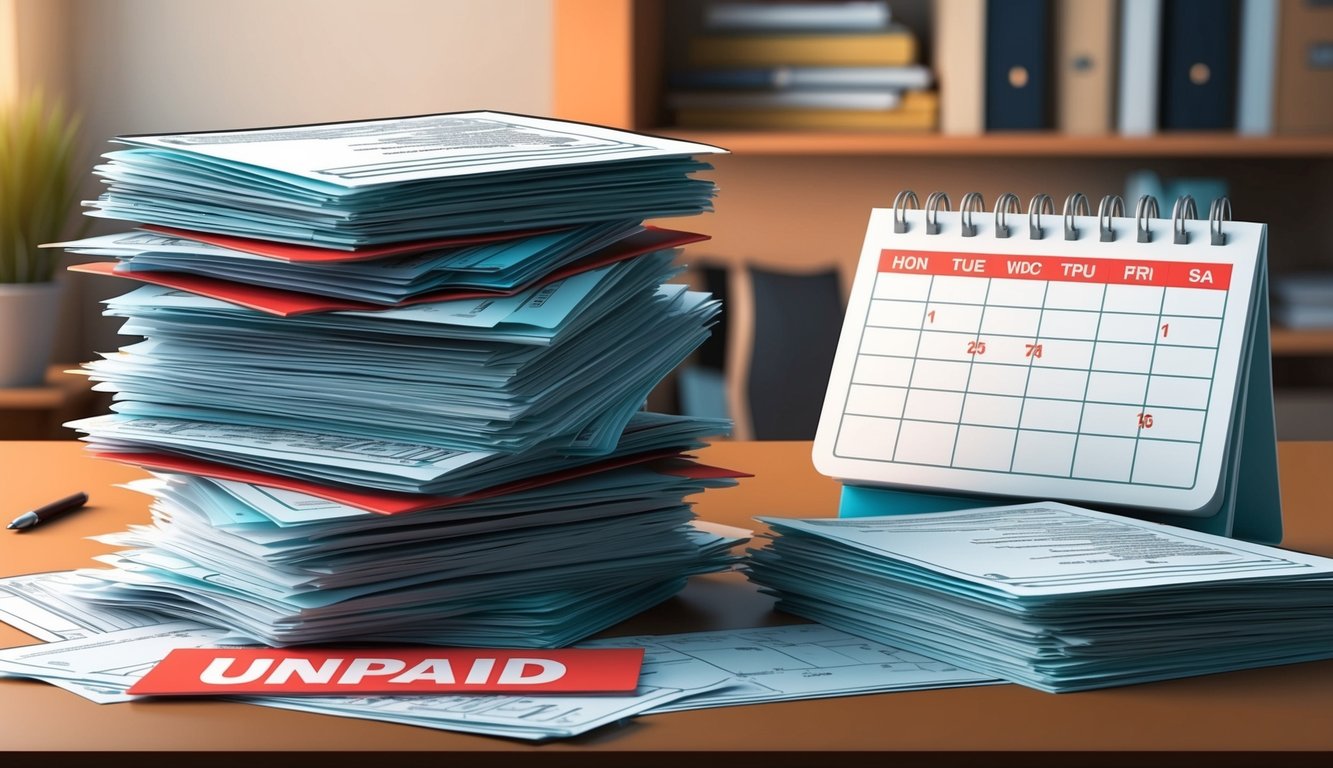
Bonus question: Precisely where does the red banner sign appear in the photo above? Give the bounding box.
[127,647,644,696]
[879,249,1232,290]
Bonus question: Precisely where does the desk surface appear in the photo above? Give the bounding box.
[2,440,1332,767]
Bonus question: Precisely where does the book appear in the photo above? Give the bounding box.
[704,1,891,31]
[1056,0,1116,134]
[934,0,986,135]
[668,66,932,91]
[984,0,1052,130]
[1236,0,1279,135]
[1273,273,1333,329]
[1276,0,1333,133]
[668,90,902,111]
[688,28,917,68]
[1160,0,1237,130]
[1117,0,1162,135]
[674,91,939,130]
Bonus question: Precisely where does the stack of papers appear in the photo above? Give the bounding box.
[0,577,998,740]
[72,470,743,647]
[59,111,743,648]
[74,254,718,454]
[85,112,722,247]
[71,411,728,496]
[747,502,1333,692]
[58,221,648,306]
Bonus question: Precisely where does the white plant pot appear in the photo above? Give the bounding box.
[0,282,63,387]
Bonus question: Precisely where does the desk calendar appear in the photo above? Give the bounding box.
[813,192,1280,542]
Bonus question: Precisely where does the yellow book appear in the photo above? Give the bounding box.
[676,92,938,131]
[689,28,917,68]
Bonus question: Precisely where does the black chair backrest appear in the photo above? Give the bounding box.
[747,266,844,440]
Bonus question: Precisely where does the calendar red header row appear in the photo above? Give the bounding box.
[879,250,1232,290]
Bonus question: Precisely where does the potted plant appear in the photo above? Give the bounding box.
[0,91,81,387]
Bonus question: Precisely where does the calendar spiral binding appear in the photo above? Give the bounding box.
[891,190,1233,246]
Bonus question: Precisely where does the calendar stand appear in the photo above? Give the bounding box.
[822,192,1283,544]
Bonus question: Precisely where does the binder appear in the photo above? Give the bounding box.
[814,190,1280,542]
[984,0,1051,131]
[1275,0,1333,134]
[1160,0,1238,130]
[934,0,986,135]
[1055,0,1116,135]
[1236,0,1279,136]
[1118,0,1163,135]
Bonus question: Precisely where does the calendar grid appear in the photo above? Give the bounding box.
[1008,280,1051,472]
[832,248,1236,492]
[1066,284,1109,478]
[949,278,995,467]
[850,350,1216,380]
[841,408,1206,444]
[1127,287,1170,482]
[889,275,935,462]
[870,297,1224,317]
[836,264,904,449]
[819,225,1265,516]
[858,324,1221,346]
[842,381,1208,414]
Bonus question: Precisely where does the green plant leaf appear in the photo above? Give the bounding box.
[0,89,83,283]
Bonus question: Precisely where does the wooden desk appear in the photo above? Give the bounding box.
[2,441,1331,767]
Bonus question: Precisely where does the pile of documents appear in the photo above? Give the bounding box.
[76,469,742,647]
[83,113,718,247]
[0,578,998,740]
[59,111,746,648]
[747,502,1333,692]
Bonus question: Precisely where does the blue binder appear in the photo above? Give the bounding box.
[1160,0,1238,130]
[984,0,1052,130]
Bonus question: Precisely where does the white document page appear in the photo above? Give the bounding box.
[761,501,1333,596]
[0,622,730,739]
[583,623,998,712]
[0,571,168,641]
[118,112,726,187]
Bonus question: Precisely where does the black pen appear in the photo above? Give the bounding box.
[7,492,90,531]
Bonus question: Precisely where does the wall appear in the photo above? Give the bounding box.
[52,0,553,359]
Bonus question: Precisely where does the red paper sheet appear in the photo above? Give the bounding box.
[142,224,567,263]
[70,228,709,317]
[93,449,747,516]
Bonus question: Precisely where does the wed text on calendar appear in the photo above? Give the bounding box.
[833,249,1232,489]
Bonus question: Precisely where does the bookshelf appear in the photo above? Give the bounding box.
[1271,329,1333,357]
[552,0,1333,430]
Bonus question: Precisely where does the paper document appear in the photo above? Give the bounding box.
[88,112,725,247]
[117,112,726,187]
[583,623,999,712]
[0,622,729,739]
[0,581,996,726]
[0,571,165,641]
[760,503,1333,596]
[748,502,1333,692]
